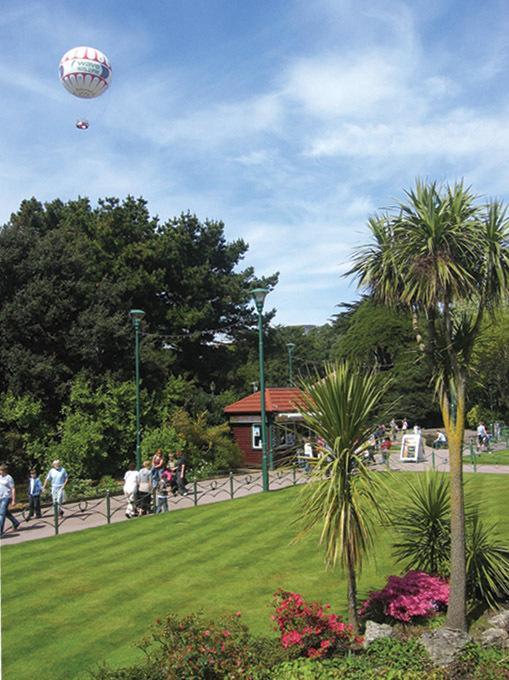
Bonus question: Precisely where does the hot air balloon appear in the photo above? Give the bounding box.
[59,46,112,129]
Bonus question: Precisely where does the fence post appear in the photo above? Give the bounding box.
[229,471,234,499]
[193,480,198,507]
[53,502,59,536]
[470,442,477,473]
[431,447,436,471]
[292,464,297,486]
[106,490,111,524]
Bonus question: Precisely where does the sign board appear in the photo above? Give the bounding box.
[400,433,425,462]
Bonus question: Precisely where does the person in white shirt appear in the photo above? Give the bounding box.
[477,422,488,451]
[0,464,21,536]
[42,460,69,516]
[123,463,140,518]
[433,431,447,448]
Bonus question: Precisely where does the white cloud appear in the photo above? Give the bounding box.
[283,51,409,119]
[306,108,509,159]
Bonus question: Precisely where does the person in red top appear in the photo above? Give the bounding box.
[380,436,392,463]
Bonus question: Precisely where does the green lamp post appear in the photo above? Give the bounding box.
[287,342,296,385]
[251,288,269,491]
[129,309,145,470]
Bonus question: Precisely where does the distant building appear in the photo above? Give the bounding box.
[224,387,304,466]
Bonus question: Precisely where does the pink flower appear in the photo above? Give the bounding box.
[281,630,303,648]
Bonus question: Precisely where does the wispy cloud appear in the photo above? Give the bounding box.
[2,0,509,325]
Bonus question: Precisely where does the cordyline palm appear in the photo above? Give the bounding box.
[297,361,390,633]
[348,180,509,631]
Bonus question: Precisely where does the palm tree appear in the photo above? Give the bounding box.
[297,361,390,633]
[348,180,509,631]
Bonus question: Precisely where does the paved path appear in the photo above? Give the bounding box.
[2,447,508,546]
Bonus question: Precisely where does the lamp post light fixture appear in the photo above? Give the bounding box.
[286,342,296,385]
[251,287,270,491]
[129,308,145,470]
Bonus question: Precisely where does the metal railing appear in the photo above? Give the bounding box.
[12,467,309,537]
[7,443,508,540]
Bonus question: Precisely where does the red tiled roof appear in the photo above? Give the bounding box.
[224,387,304,414]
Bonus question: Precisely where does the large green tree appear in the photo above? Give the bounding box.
[349,180,509,631]
[0,197,277,415]
[331,299,437,424]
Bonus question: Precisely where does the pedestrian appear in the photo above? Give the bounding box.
[175,449,188,496]
[401,418,408,437]
[42,460,68,516]
[151,448,164,488]
[0,464,21,537]
[389,418,398,440]
[27,468,43,520]
[433,431,447,448]
[477,421,488,451]
[137,460,152,514]
[161,463,178,495]
[156,475,169,513]
[123,463,139,518]
[380,436,392,464]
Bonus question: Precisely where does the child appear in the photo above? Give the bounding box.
[380,436,392,464]
[27,468,43,519]
[156,475,169,513]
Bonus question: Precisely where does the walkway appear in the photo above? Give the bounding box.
[2,447,508,546]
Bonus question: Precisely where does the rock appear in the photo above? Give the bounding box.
[421,628,471,667]
[480,627,508,648]
[487,609,509,630]
[363,620,394,648]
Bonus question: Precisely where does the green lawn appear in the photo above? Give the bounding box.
[463,448,509,465]
[3,473,508,680]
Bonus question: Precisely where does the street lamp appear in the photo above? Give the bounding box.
[129,309,145,469]
[286,342,296,385]
[251,287,269,491]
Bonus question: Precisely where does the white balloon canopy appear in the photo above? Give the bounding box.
[59,46,112,99]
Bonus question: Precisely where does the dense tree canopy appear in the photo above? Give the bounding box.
[0,196,277,416]
[0,196,276,477]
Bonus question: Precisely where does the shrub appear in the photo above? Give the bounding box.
[64,478,97,500]
[365,637,434,673]
[390,473,509,611]
[466,510,509,609]
[171,409,242,472]
[390,472,451,578]
[273,590,362,659]
[97,475,122,494]
[360,571,448,624]
[141,426,185,462]
[267,652,442,679]
[449,641,509,679]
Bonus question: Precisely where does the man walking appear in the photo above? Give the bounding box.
[42,460,68,516]
[0,464,21,537]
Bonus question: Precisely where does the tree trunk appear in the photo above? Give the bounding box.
[346,545,360,634]
[443,390,467,631]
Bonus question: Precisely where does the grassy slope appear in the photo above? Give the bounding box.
[2,473,508,680]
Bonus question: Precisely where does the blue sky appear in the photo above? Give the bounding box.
[2,0,509,325]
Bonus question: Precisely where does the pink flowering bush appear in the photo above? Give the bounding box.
[360,571,449,624]
[273,589,362,659]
